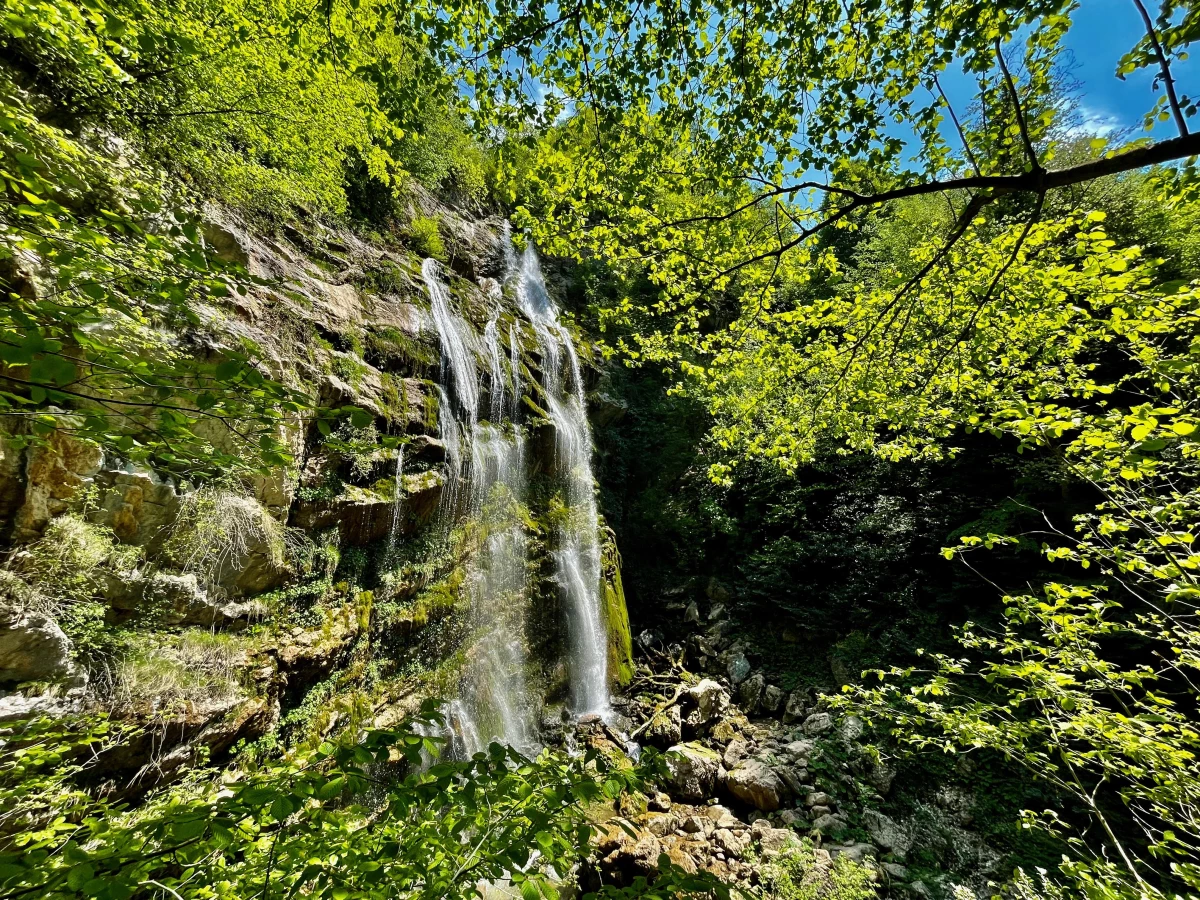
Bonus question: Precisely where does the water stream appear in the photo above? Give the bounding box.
[409,236,611,759]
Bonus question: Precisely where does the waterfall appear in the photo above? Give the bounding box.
[422,258,536,755]
[513,243,611,719]
[388,448,404,550]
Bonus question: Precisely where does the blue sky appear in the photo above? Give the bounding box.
[1062,0,1196,135]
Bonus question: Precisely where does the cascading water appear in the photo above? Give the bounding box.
[513,243,611,719]
[410,235,612,760]
[388,448,404,550]
[422,258,537,755]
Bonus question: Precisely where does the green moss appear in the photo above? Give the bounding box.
[601,536,634,687]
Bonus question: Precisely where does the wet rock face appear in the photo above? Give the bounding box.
[107,571,249,627]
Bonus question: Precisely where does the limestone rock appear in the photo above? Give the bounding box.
[830,842,877,864]
[108,571,248,627]
[802,712,834,736]
[704,805,742,829]
[811,812,849,834]
[682,679,729,731]
[782,690,807,725]
[648,791,672,812]
[91,466,180,551]
[644,813,677,837]
[13,433,104,541]
[643,704,682,748]
[838,714,865,742]
[882,862,910,880]
[713,828,750,858]
[863,809,912,861]
[805,791,832,808]
[723,738,751,770]
[665,742,722,801]
[751,818,799,857]
[737,671,762,708]
[0,605,80,685]
[761,684,785,715]
[726,652,751,685]
[726,759,785,811]
[593,824,663,887]
[684,601,701,624]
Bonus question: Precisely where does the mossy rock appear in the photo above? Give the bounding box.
[602,539,634,688]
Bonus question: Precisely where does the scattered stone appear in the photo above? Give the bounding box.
[726,759,785,811]
[882,862,910,880]
[682,815,706,833]
[782,690,807,724]
[802,712,834,736]
[665,743,722,801]
[710,717,742,744]
[648,792,672,812]
[684,602,701,624]
[738,672,764,711]
[708,603,726,621]
[783,739,814,763]
[863,809,912,861]
[778,808,806,827]
[809,805,832,819]
[727,652,751,686]
[805,791,832,808]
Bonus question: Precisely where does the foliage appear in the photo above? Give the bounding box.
[406,214,446,261]
[0,704,719,900]
[759,840,876,900]
[163,485,293,595]
[114,631,247,710]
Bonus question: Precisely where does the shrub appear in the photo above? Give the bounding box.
[164,486,291,596]
[406,215,445,260]
[114,631,246,710]
[761,841,877,900]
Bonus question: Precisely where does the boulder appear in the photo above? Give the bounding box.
[737,671,763,710]
[863,810,912,861]
[682,679,729,731]
[802,712,834,736]
[838,714,865,742]
[882,862,909,880]
[805,791,832,808]
[782,690,807,724]
[13,432,104,542]
[776,766,809,797]
[778,808,806,827]
[593,824,663,887]
[91,466,180,551]
[751,818,799,857]
[726,759,786,811]
[761,684,785,714]
[830,842,877,864]
[726,652,751,685]
[109,571,249,627]
[704,805,743,829]
[0,606,80,685]
[648,791,672,812]
[684,601,701,624]
[644,813,678,837]
[644,704,683,748]
[811,812,849,834]
[713,828,750,858]
[664,742,722,801]
[723,738,751,770]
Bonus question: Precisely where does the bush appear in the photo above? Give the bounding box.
[761,841,877,900]
[114,631,247,710]
[164,486,292,596]
[406,215,445,260]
